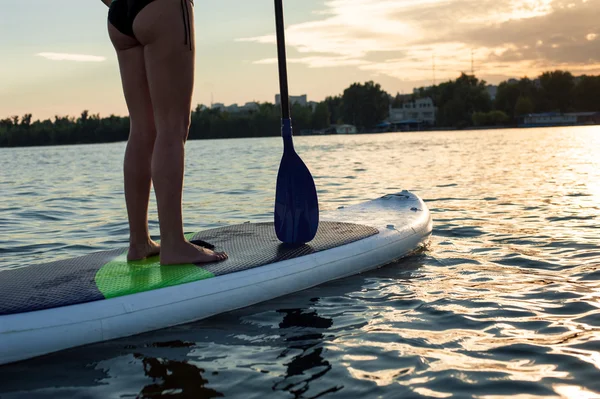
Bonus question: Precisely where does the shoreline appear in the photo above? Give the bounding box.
[0,124,597,149]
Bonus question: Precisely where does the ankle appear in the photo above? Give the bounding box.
[129,235,152,246]
[158,234,187,247]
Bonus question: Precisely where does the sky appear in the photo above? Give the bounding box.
[1,0,599,120]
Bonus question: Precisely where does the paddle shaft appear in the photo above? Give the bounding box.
[273,0,319,245]
[274,0,291,121]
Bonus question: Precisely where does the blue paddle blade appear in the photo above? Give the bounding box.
[275,118,319,244]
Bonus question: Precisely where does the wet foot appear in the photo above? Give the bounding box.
[160,240,228,265]
[128,239,161,261]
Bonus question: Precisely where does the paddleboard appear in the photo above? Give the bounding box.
[0,190,432,365]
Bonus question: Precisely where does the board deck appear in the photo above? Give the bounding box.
[0,191,432,366]
[0,222,378,316]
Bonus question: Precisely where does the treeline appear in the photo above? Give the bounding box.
[0,103,331,147]
[1,70,599,147]
[411,71,600,128]
[0,112,131,147]
[189,102,330,140]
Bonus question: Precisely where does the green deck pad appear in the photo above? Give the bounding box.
[0,222,379,316]
[95,233,215,299]
[95,222,379,300]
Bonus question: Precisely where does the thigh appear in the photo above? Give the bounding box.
[108,23,155,136]
[133,0,195,135]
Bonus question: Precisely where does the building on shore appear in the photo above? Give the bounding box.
[333,124,358,134]
[571,112,600,125]
[208,95,315,115]
[241,102,260,112]
[275,94,308,106]
[211,102,260,113]
[274,94,318,111]
[486,85,498,101]
[519,112,600,127]
[321,124,358,134]
[309,124,358,135]
[386,97,437,130]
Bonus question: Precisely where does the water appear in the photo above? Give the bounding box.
[1,127,599,398]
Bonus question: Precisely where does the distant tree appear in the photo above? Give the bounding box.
[290,103,312,133]
[428,73,491,128]
[517,78,539,100]
[472,111,488,126]
[323,95,342,125]
[514,96,534,117]
[494,81,520,119]
[472,110,509,126]
[539,70,575,112]
[20,114,32,127]
[488,110,509,125]
[0,119,12,132]
[250,103,279,137]
[573,75,600,111]
[341,81,390,129]
[311,102,330,129]
[78,110,89,125]
[391,93,412,107]
[439,98,468,128]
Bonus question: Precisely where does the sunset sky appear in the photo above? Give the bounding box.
[1,0,598,120]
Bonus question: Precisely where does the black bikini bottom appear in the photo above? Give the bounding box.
[108,0,193,50]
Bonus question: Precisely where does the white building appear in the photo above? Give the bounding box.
[225,104,239,113]
[241,102,260,112]
[211,101,260,113]
[486,85,498,101]
[275,94,308,106]
[413,86,433,94]
[388,97,437,125]
[522,113,577,126]
[333,124,358,134]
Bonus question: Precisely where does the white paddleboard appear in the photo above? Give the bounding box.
[0,191,432,365]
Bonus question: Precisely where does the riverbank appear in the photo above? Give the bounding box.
[2,123,598,148]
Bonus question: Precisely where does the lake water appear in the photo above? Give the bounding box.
[1,127,599,398]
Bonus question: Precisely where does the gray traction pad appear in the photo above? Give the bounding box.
[0,249,121,316]
[192,222,379,276]
[0,222,378,316]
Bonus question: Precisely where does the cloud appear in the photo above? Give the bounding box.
[239,0,600,84]
[253,55,369,68]
[36,53,106,62]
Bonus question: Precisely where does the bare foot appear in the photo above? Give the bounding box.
[128,239,161,261]
[160,240,228,265]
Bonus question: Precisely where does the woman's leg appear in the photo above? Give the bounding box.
[133,0,227,264]
[108,22,160,261]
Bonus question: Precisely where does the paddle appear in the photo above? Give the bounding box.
[273,0,319,244]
